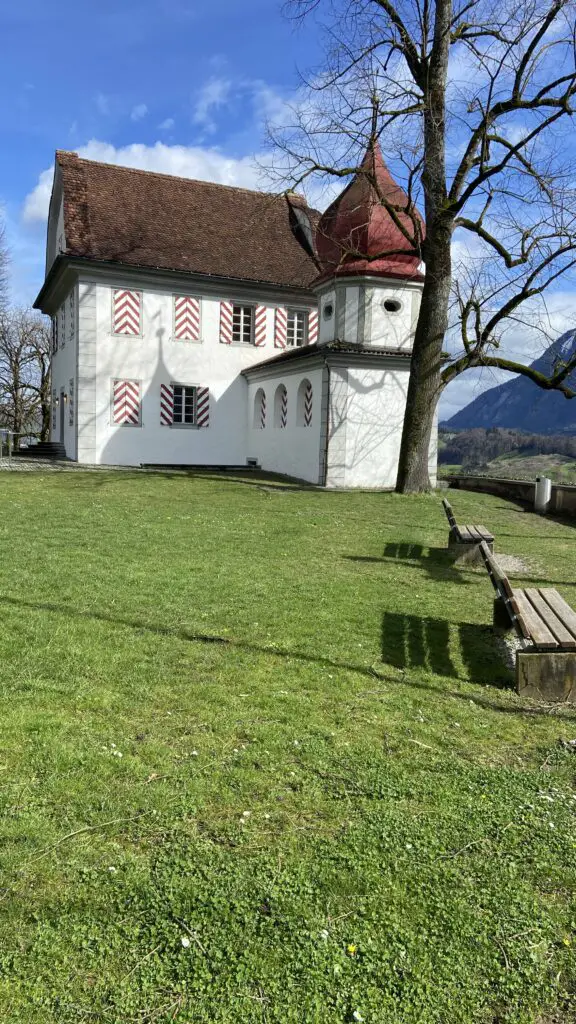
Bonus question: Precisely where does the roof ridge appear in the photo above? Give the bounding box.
[71,152,294,201]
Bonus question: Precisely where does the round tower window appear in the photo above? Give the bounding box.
[323,302,334,320]
[383,298,402,313]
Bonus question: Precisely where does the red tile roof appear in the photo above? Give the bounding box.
[55,151,320,290]
[315,143,424,283]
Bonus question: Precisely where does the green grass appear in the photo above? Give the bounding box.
[439,453,576,484]
[0,470,576,1023]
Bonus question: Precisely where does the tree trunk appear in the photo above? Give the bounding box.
[395,0,453,494]
[395,264,451,491]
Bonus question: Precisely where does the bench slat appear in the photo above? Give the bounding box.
[513,591,558,649]
[476,525,495,543]
[538,589,576,643]
[458,526,473,542]
[522,589,576,649]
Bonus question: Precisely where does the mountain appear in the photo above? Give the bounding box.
[444,329,576,433]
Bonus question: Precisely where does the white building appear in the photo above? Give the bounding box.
[34,144,436,487]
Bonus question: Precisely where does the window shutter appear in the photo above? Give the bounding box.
[220,301,233,344]
[308,309,318,344]
[174,296,200,341]
[197,387,210,427]
[304,382,313,426]
[113,289,141,336]
[255,305,267,346]
[69,379,75,426]
[274,307,287,349]
[113,379,141,425]
[160,383,174,425]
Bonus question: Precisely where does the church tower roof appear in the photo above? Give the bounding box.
[314,142,424,283]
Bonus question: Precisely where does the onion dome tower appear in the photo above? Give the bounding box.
[313,142,424,351]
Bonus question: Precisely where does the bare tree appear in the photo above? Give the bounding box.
[0,309,52,446]
[272,0,576,491]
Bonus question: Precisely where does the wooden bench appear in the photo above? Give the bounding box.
[479,540,576,701]
[441,498,494,563]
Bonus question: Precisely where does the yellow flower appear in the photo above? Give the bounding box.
[346,943,357,956]
[563,936,571,946]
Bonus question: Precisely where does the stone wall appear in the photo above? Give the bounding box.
[445,474,576,515]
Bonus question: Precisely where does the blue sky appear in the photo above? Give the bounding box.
[2,0,321,304]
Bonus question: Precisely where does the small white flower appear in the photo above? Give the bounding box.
[108,866,117,873]
[405,843,413,850]
[293,740,300,746]
[353,1012,364,1022]
[264,813,271,819]
[319,929,329,940]
[191,750,198,756]
[181,936,191,948]
[290,771,296,777]
[233,748,239,753]
[110,743,116,748]
[549,822,556,829]
[242,810,251,818]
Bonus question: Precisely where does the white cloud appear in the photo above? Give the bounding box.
[192,77,232,132]
[130,103,148,122]
[22,140,266,224]
[95,92,110,116]
[22,167,55,223]
[158,117,175,131]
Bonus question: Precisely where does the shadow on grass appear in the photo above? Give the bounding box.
[345,543,470,585]
[381,611,513,690]
[1,595,561,718]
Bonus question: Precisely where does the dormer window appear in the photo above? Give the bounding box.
[383,298,402,313]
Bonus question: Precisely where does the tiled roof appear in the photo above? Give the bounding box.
[242,340,412,374]
[315,143,424,284]
[55,151,320,290]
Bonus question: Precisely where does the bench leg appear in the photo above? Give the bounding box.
[493,597,513,630]
[516,651,576,702]
[447,538,483,564]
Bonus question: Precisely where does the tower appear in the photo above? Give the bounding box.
[312,143,424,352]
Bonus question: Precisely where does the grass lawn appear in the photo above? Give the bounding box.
[1,471,576,1023]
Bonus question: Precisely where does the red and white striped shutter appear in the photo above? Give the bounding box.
[304,382,313,426]
[160,383,173,425]
[308,309,318,344]
[220,301,233,344]
[113,290,141,336]
[255,305,267,347]
[197,387,210,427]
[174,296,200,341]
[280,386,288,428]
[274,307,287,349]
[113,379,141,426]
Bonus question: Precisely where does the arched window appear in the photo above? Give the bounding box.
[274,384,288,428]
[253,388,266,429]
[297,379,313,427]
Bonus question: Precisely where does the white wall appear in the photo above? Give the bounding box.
[75,278,316,466]
[326,364,410,488]
[366,281,420,351]
[50,283,78,459]
[246,367,324,484]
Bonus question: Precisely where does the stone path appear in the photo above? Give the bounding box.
[0,459,134,472]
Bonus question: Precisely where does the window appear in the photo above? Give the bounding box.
[286,309,308,347]
[323,302,334,320]
[383,298,402,313]
[173,384,197,425]
[274,384,288,428]
[52,317,58,354]
[297,379,313,427]
[253,388,266,429]
[232,304,254,344]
